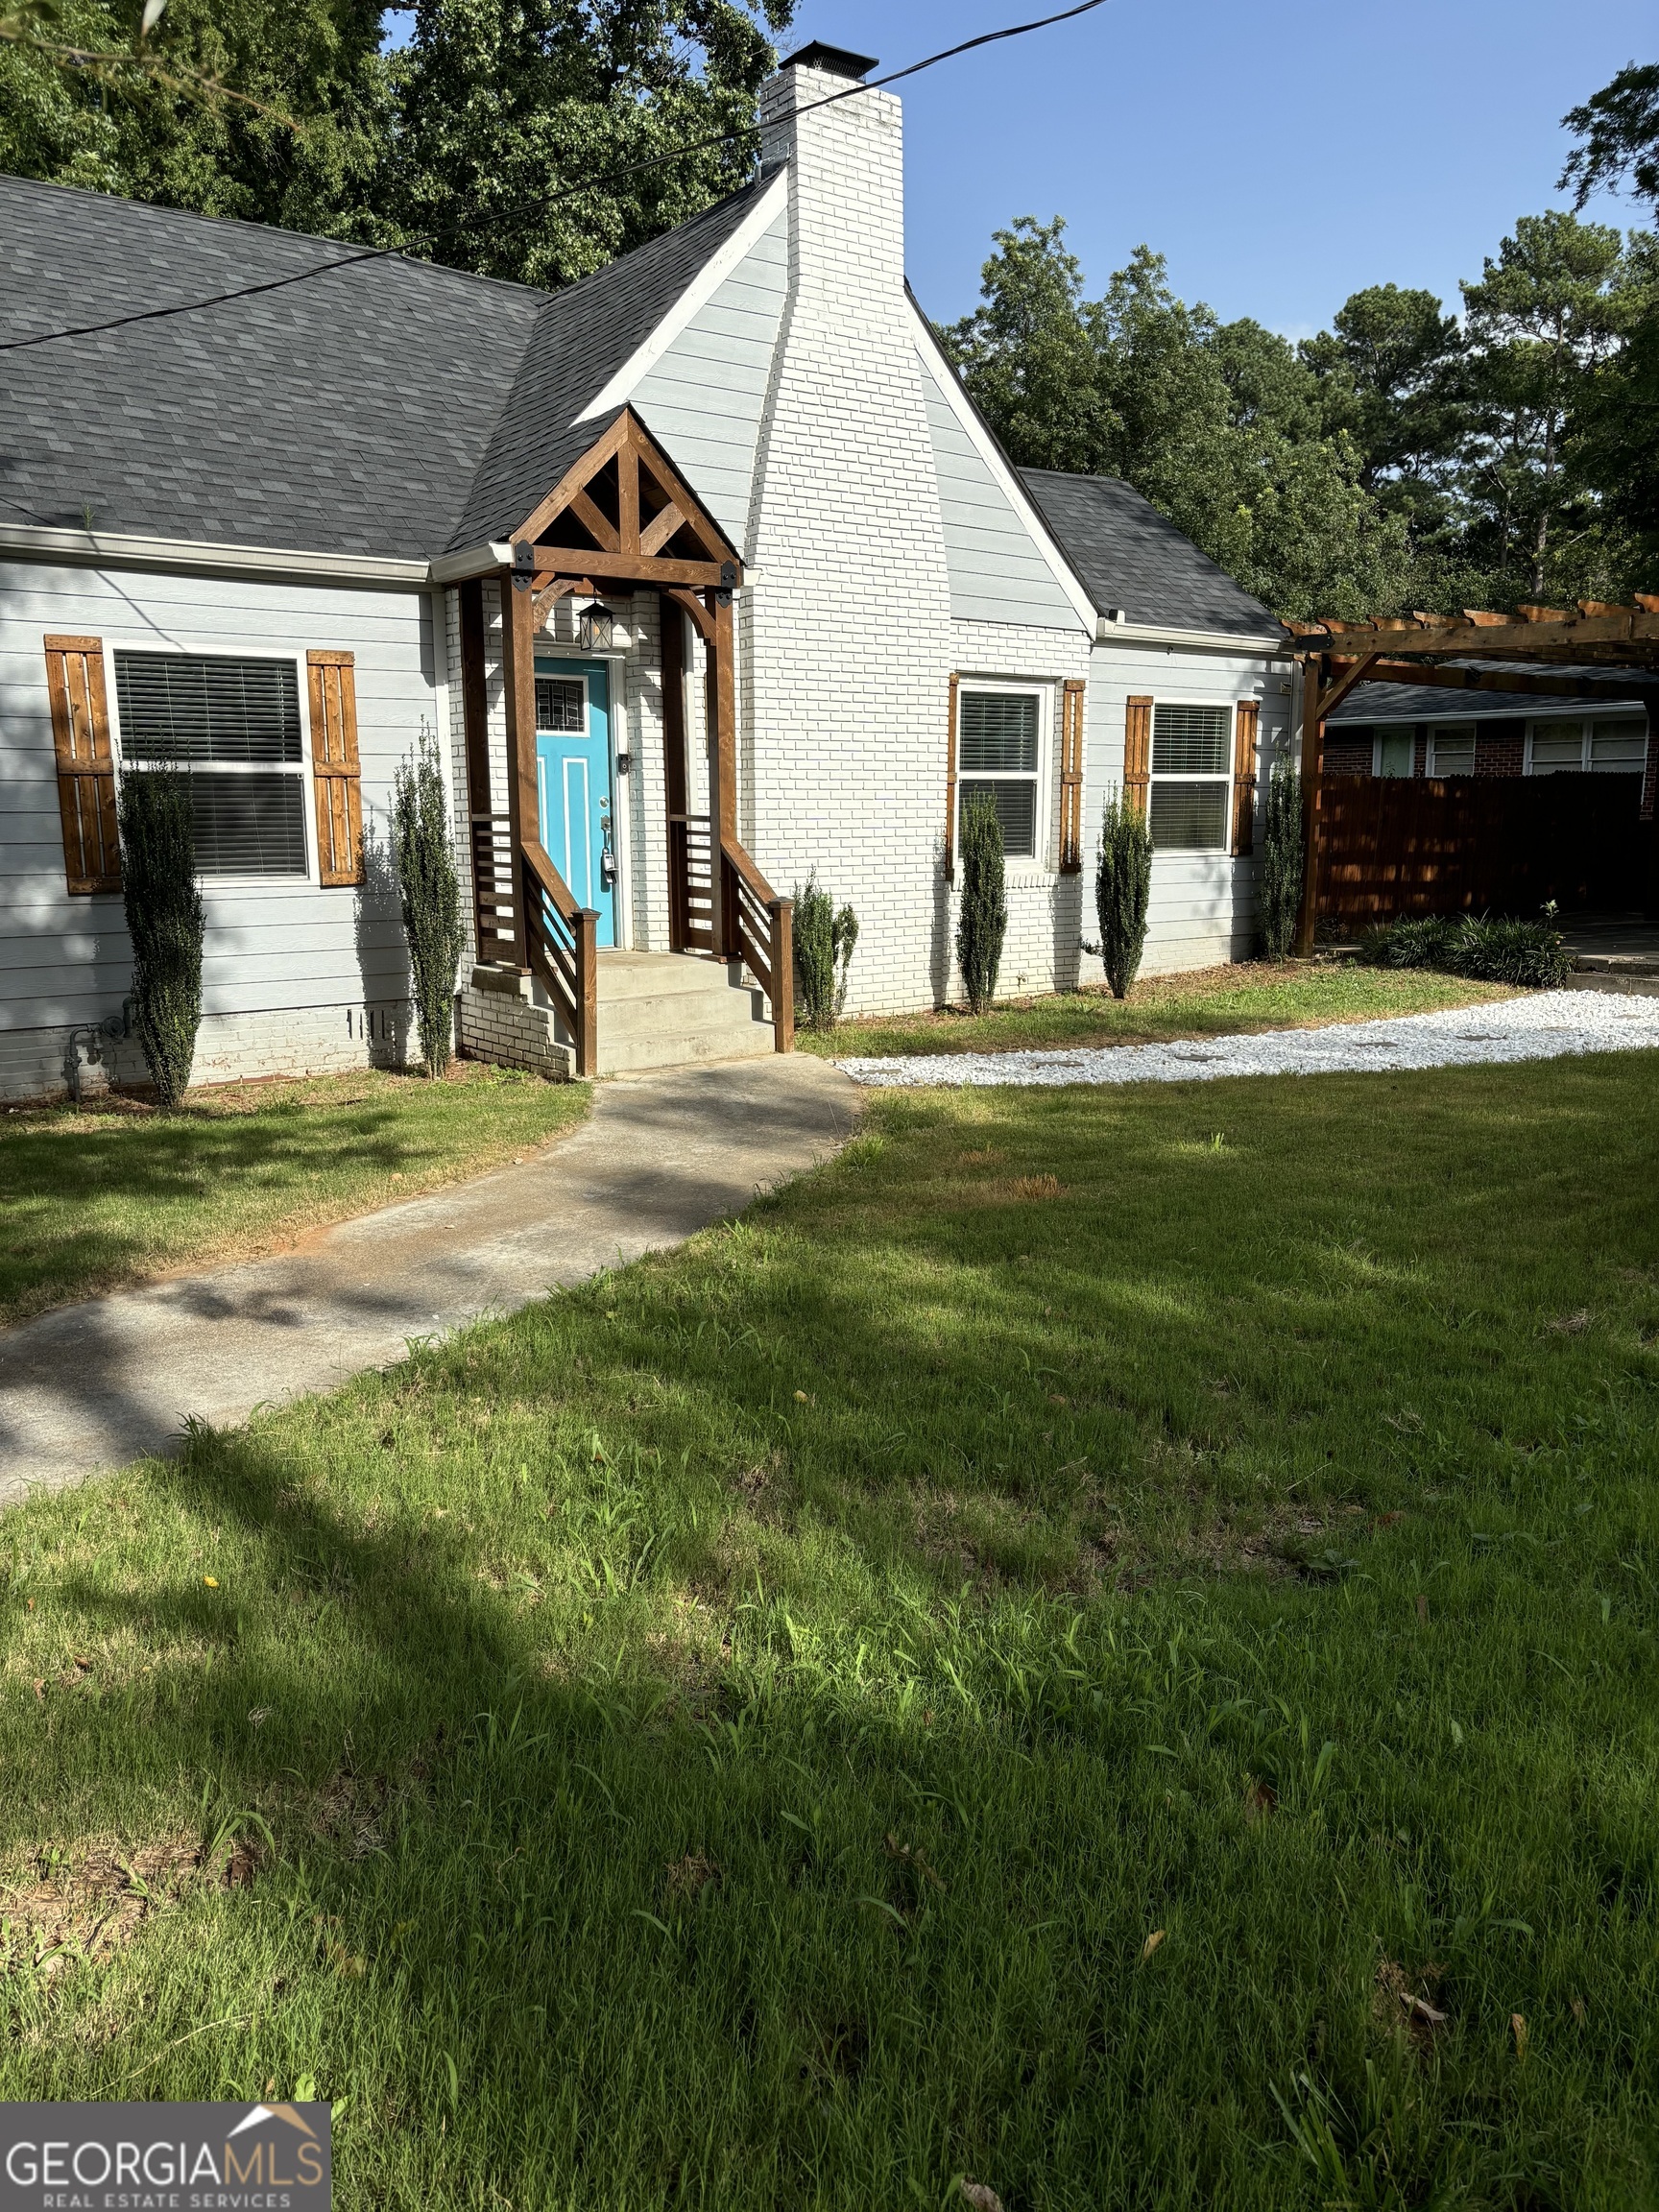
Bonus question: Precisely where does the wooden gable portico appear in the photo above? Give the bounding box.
[457,408,792,1075]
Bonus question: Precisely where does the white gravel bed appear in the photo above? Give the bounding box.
[835,989,1659,1090]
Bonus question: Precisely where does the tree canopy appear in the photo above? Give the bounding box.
[943,61,1659,621]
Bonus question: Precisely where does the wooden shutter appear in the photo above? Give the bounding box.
[1232,699,1261,855]
[1123,695,1153,819]
[944,671,960,880]
[307,650,363,885]
[1059,679,1086,872]
[44,635,121,894]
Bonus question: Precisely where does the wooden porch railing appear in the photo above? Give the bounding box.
[668,812,716,953]
[720,837,794,1053]
[470,809,598,1076]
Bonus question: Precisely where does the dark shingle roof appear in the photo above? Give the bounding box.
[1019,468,1284,640]
[0,175,765,559]
[1329,669,1651,721]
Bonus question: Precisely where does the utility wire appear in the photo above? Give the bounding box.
[0,0,1110,354]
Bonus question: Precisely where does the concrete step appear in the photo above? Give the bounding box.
[595,952,746,1003]
[589,950,775,1076]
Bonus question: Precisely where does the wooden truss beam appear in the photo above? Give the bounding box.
[1287,605,1659,665]
[1321,657,1659,707]
[513,408,740,590]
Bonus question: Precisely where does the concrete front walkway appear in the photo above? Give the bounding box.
[0,1056,857,1503]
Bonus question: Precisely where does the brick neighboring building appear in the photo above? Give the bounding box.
[1326,676,1655,817]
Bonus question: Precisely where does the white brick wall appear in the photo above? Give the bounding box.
[0,998,414,1104]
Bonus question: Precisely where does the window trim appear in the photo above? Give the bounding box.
[952,677,1053,870]
[1147,695,1234,854]
[107,643,317,886]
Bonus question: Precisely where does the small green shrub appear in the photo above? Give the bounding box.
[1357,912,1572,988]
[793,875,859,1031]
[1454,915,1575,987]
[393,724,467,1075]
[955,793,1007,1016]
[1258,755,1304,961]
[1095,788,1152,999]
[1357,916,1459,971]
[117,766,204,1111]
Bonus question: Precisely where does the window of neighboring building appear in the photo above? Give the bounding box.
[1374,725,1415,778]
[1590,718,1647,772]
[113,652,307,876]
[1429,725,1476,775]
[1147,702,1230,850]
[1528,718,1589,774]
[957,685,1043,859]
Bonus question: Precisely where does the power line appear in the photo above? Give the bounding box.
[0,0,1110,355]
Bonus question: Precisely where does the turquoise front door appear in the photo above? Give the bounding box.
[534,660,616,947]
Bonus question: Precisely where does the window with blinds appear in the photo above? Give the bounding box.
[114,652,308,876]
[957,686,1042,859]
[1148,702,1229,851]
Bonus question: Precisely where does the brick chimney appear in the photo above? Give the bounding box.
[758,43,904,305]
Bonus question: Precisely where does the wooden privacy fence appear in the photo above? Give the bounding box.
[1317,773,1651,926]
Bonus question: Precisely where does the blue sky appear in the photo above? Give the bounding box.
[384,3,1652,337]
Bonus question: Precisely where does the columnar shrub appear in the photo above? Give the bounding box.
[792,874,859,1031]
[393,725,466,1076]
[1095,788,1153,999]
[117,766,204,1111]
[1258,754,1304,962]
[956,793,1007,1016]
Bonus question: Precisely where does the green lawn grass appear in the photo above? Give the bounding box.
[0,1066,589,1325]
[3,1054,1658,2207]
[798,958,1516,1058]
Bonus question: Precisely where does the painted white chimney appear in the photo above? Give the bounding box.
[743,42,960,1014]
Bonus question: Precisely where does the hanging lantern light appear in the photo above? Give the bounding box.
[578,599,615,652]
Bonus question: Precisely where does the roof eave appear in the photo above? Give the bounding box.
[1094,614,1292,655]
[0,521,434,589]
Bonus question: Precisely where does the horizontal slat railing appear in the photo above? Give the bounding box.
[522,839,598,1076]
[470,812,519,966]
[669,812,717,952]
[720,837,793,1053]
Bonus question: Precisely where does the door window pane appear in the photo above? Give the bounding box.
[1376,727,1414,778]
[536,677,585,733]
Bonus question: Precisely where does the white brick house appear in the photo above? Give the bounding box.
[0,42,1293,1100]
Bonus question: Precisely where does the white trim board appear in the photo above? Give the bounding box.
[908,305,1097,636]
[574,173,790,427]
[0,523,429,589]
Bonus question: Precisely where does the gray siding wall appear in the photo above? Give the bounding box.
[628,210,789,555]
[918,352,1077,633]
[0,560,445,1096]
[1084,638,1292,975]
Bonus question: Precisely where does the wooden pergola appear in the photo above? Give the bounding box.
[1286,598,1659,953]
[457,408,792,1072]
